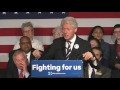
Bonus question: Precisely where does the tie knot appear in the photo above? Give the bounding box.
[67,41,71,44]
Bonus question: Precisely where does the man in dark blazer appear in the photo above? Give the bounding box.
[42,17,96,77]
[6,50,30,78]
[42,36,92,60]
[6,36,43,78]
[84,63,111,78]
[42,16,94,60]
[84,47,111,78]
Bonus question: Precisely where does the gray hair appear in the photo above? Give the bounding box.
[21,22,34,32]
[61,16,78,28]
[13,50,28,62]
[52,26,62,34]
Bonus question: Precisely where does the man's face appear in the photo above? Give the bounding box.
[113,28,120,40]
[62,24,77,40]
[92,49,102,61]
[20,37,32,53]
[22,26,34,40]
[14,53,27,70]
[90,40,99,48]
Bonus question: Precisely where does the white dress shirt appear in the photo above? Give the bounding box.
[26,51,31,64]
[18,69,30,78]
[65,34,76,53]
[88,60,98,78]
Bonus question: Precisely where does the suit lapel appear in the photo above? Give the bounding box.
[61,39,66,59]
[69,36,83,60]
[13,66,19,78]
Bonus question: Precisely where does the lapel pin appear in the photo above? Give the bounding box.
[96,70,102,75]
[74,44,79,49]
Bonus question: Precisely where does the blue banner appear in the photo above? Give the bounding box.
[31,60,83,78]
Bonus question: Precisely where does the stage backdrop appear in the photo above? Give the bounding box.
[0,12,120,69]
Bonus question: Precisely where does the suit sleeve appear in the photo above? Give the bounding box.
[41,40,57,60]
[7,51,16,70]
[109,46,120,69]
[101,66,111,78]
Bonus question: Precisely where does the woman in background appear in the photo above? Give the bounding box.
[88,26,110,67]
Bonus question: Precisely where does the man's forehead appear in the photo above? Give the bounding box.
[20,38,30,42]
[17,53,24,57]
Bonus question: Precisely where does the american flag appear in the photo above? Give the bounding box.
[0,12,120,69]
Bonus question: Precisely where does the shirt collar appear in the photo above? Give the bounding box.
[68,34,76,44]
[18,69,24,74]
[26,51,31,56]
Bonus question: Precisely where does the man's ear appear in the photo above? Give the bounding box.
[74,28,77,33]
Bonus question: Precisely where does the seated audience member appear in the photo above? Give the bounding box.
[88,26,110,67]
[84,47,111,78]
[13,21,44,51]
[7,36,43,75]
[88,38,101,48]
[109,24,120,78]
[88,26,110,60]
[6,50,30,78]
[92,47,109,68]
[44,26,63,52]
[52,26,63,40]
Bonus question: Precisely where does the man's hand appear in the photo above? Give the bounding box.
[20,60,28,73]
[115,64,120,69]
[82,51,94,61]
[33,49,42,60]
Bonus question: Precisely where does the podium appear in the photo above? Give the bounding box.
[31,60,83,78]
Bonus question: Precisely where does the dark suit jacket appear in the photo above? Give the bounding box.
[6,48,42,78]
[84,61,111,78]
[41,36,93,78]
[42,36,91,60]
[109,45,120,78]
[6,65,30,78]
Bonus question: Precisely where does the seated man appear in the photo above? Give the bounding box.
[7,36,43,77]
[84,47,111,78]
[6,50,30,78]
[13,21,44,51]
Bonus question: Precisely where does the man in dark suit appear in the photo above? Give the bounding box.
[6,36,43,78]
[6,50,30,78]
[84,63,111,78]
[42,17,96,77]
[84,47,111,78]
[42,16,94,60]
